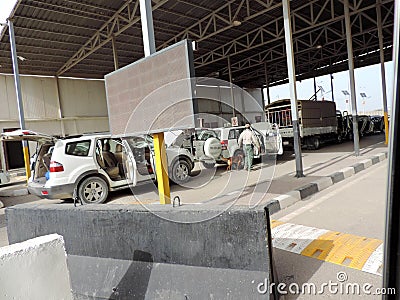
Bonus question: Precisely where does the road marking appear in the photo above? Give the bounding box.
[271,221,383,276]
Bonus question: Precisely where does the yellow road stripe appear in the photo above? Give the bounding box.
[301,231,382,270]
[271,220,285,229]
[271,220,383,275]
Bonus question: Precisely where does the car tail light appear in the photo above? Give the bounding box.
[50,161,64,172]
[41,190,49,195]
[221,140,228,150]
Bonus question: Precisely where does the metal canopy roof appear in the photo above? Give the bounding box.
[0,0,395,88]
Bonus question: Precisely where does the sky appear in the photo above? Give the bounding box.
[0,0,395,114]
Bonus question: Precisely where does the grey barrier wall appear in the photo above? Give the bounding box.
[6,203,274,299]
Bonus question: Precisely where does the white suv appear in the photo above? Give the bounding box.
[1,130,195,204]
[192,122,283,168]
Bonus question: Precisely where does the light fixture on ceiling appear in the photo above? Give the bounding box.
[316,44,322,49]
[17,55,26,61]
[232,19,242,27]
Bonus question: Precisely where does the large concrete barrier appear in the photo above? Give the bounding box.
[0,234,73,300]
[6,203,274,299]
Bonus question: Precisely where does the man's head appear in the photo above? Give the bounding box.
[245,123,251,129]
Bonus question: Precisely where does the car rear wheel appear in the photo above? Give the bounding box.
[78,176,109,204]
[171,159,191,184]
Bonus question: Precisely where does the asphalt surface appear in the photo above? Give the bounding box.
[272,161,387,299]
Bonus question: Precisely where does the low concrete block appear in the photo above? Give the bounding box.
[274,194,298,210]
[0,234,72,300]
[266,199,281,214]
[340,167,355,178]
[360,159,373,169]
[0,201,3,209]
[296,183,319,199]
[312,177,333,191]
[6,204,273,299]
[377,153,386,162]
[352,163,365,174]
[329,172,345,184]
[371,156,380,165]
[286,190,302,200]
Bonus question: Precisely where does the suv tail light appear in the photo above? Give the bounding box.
[50,161,64,172]
[221,140,228,150]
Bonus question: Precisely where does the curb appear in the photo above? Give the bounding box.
[0,180,26,188]
[267,151,388,215]
[0,187,29,197]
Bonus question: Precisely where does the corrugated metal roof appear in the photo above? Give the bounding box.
[0,0,395,87]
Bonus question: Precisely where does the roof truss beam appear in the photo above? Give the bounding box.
[159,0,282,48]
[194,0,392,68]
[56,0,168,76]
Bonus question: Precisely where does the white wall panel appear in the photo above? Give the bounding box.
[59,78,107,118]
[0,75,108,170]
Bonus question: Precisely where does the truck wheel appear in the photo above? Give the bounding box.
[312,137,320,150]
[78,176,109,204]
[171,159,191,184]
[336,134,343,144]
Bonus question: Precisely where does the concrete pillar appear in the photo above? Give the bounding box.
[282,0,304,177]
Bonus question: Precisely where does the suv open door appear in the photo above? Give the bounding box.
[0,129,57,144]
[252,122,283,155]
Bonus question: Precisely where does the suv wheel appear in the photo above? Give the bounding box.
[171,159,191,184]
[78,176,109,204]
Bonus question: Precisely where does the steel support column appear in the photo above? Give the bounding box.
[282,0,304,178]
[377,0,390,145]
[264,63,271,105]
[55,76,65,137]
[8,20,30,181]
[383,0,400,296]
[139,0,156,57]
[313,77,317,100]
[330,74,335,102]
[344,0,360,156]
[228,55,236,117]
[111,36,119,71]
[139,0,170,204]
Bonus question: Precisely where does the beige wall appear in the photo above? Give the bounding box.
[0,74,109,170]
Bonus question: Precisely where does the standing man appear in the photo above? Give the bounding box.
[238,123,260,171]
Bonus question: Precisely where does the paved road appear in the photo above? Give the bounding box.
[271,161,388,299]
